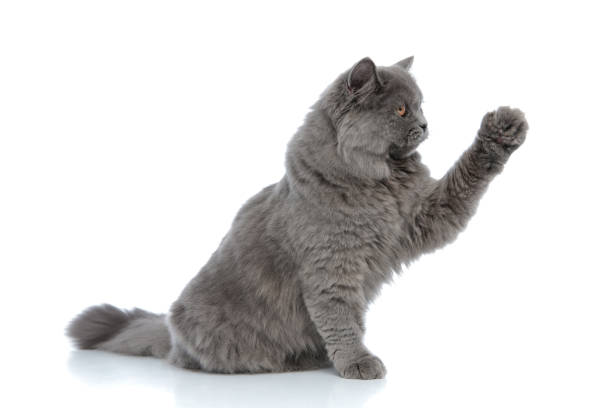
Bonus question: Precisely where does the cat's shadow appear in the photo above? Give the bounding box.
[68,350,386,407]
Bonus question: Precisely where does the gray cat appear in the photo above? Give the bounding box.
[67,56,528,379]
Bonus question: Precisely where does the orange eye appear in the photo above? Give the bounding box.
[397,104,406,117]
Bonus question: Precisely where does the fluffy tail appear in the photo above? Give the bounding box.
[66,304,171,358]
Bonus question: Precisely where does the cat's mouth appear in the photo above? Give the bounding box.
[403,129,428,147]
[389,130,428,159]
[411,127,428,142]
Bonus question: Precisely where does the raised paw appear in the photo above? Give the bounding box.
[478,106,528,155]
[338,354,387,380]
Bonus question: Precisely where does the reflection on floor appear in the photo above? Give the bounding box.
[68,350,386,407]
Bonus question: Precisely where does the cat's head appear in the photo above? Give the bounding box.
[320,57,428,180]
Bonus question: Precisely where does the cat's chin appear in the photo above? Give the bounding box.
[389,140,426,160]
[389,147,419,161]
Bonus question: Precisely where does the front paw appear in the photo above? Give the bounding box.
[336,354,387,380]
[478,106,528,156]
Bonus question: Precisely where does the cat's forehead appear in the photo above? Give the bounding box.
[378,66,422,102]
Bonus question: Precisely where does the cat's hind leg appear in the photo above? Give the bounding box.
[168,300,288,374]
[283,348,332,372]
[167,340,201,370]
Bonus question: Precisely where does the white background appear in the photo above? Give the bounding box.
[1,0,611,407]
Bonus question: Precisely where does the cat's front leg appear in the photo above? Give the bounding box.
[300,266,386,380]
[409,107,528,253]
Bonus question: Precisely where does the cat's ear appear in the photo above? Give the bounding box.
[395,56,414,70]
[347,57,379,92]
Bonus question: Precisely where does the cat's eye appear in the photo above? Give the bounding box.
[397,104,407,117]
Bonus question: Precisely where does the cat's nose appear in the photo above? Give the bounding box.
[420,123,428,131]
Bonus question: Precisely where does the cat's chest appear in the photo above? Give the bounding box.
[352,190,402,234]
[322,181,412,257]
[289,174,421,265]
[323,189,405,299]
[349,179,413,228]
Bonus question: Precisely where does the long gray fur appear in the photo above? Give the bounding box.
[67,56,528,379]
